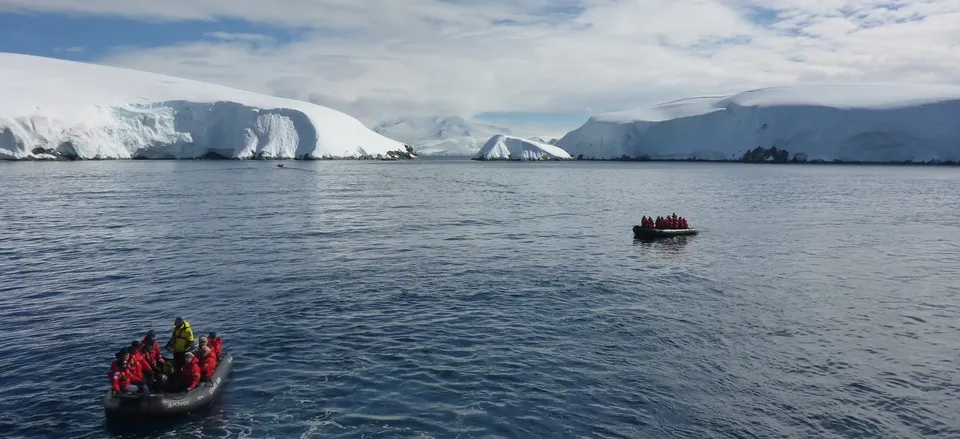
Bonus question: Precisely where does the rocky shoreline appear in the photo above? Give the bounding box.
[571,146,960,165]
[6,145,419,161]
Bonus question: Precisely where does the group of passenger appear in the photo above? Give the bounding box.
[109,317,223,395]
[639,213,690,229]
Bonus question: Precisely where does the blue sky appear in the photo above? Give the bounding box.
[1,0,957,136]
[0,13,296,60]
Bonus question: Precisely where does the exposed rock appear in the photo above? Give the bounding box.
[741,146,789,163]
[198,150,232,160]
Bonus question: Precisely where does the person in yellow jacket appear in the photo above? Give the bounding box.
[165,316,195,373]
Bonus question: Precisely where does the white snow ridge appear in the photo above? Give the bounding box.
[557,84,960,163]
[373,115,511,156]
[0,53,415,160]
[474,135,572,161]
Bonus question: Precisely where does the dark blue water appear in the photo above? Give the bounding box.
[1,160,959,438]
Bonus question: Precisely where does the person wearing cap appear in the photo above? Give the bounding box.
[166,317,194,373]
[140,340,169,390]
[109,348,147,394]
[170,351,201,392]
[141,330,164,366]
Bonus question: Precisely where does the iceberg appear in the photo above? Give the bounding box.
[0,53,416,161]
[473,134,572,161]
[556,84,960,163]
[373,115,511,157]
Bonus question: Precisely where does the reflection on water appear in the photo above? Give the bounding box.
[104,396,228,438]
[633,235,691,249]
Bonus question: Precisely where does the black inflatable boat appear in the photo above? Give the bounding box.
[104,353,233,417]
[633,225,698,238]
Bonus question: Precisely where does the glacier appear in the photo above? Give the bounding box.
[0,53,415,161]
[373,115,511,157]
[556,84,960,163]
[474,135,572,161]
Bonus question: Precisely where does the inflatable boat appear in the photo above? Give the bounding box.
[104,353,233,417]
[633,225,698,238]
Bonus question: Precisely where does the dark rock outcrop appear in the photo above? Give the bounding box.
[198,150,232,160]
[741,146,789,163]
[28,147,77,160]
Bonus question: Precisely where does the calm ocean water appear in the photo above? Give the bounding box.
[1,159,958,438]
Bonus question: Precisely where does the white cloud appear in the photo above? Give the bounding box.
[7,0,960,131]
[203,32,273,43]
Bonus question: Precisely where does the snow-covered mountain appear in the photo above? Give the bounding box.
[528,136,559,145]
[474,135,572,161]
[556,84,960,163]
[373,116,513,156]
[0,53,414,160]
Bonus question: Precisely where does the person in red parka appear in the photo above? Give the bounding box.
[109,348,147,394]
[141,341,170,389]
[198,345,217,382]
[130,340,158,387]
[141,331,163,365]
[129,342,152,373]
[207,332,222,359]
[122,346,146,386]
[141,337,164,370]
[171,352,202,393]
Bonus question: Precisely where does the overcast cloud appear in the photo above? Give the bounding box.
[3,0,958,132]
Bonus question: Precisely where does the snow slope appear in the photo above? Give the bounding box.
[0,53,414,160]
[529,136,559,145]
[373,116,511,156]
[474,135,572,160]
[556,84,960,163]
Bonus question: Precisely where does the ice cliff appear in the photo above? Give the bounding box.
[0,53,415,160]
[556,84,960,163]
[474,135,572,161]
